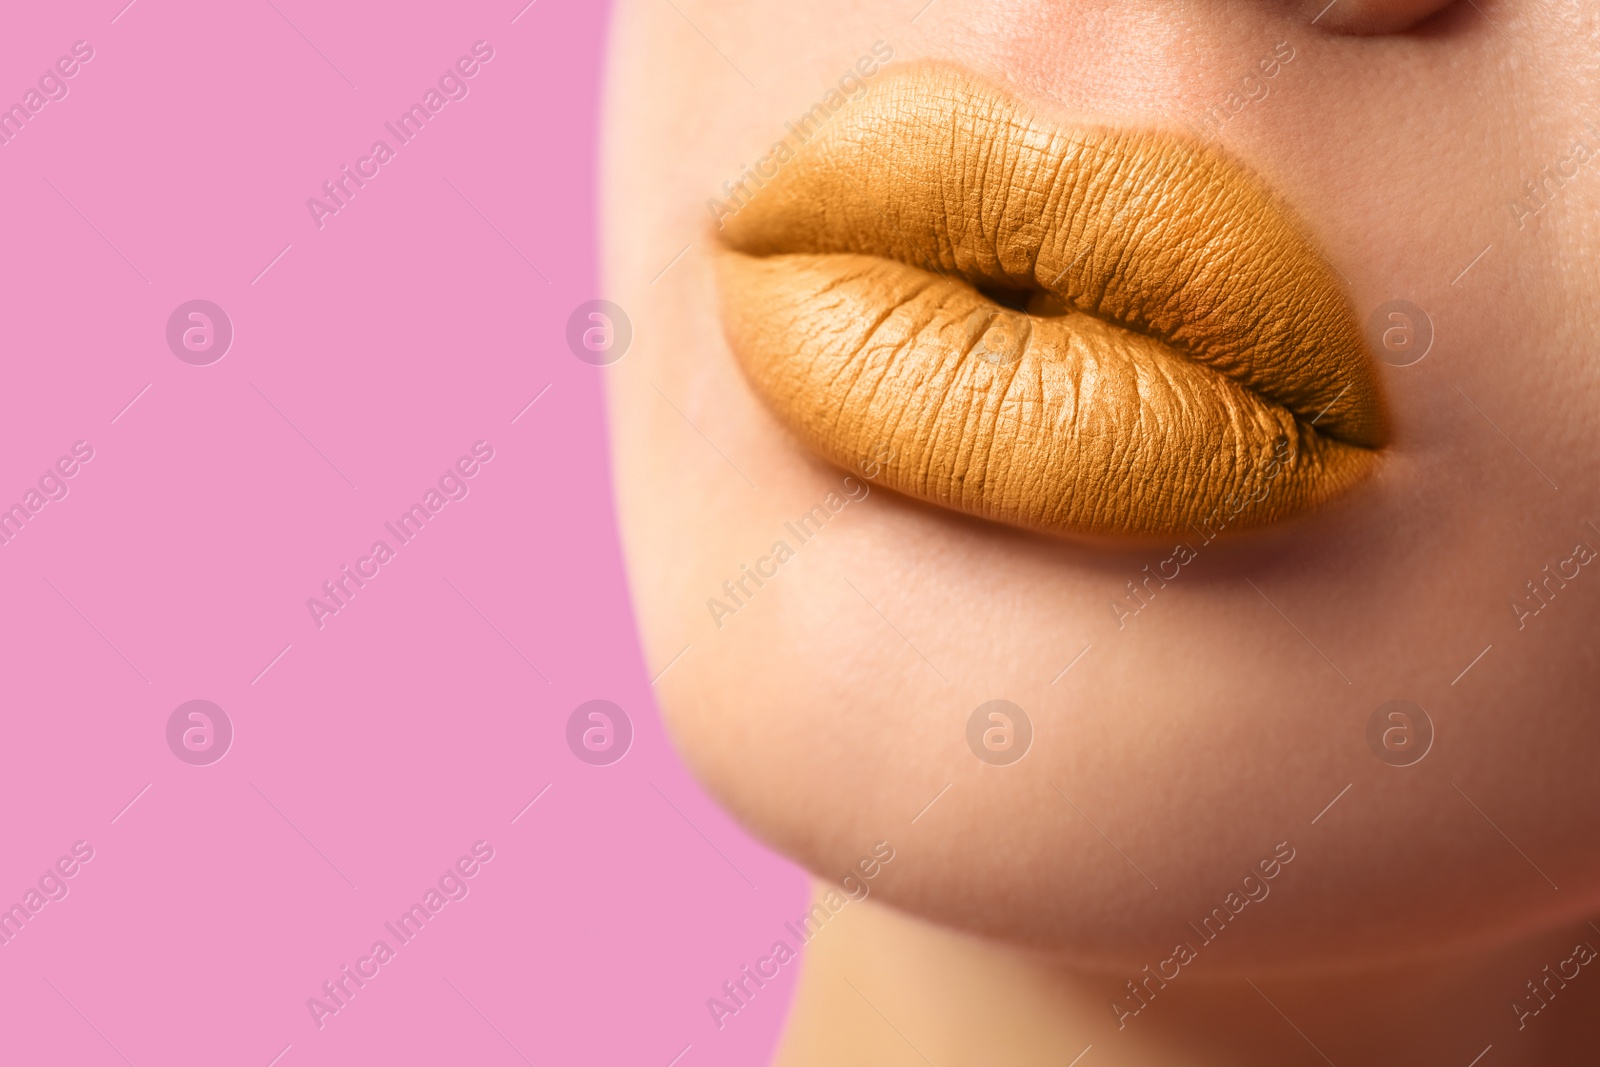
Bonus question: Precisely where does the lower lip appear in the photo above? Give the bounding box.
[716,246,1380,538]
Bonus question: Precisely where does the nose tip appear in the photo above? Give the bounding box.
[1306,0,1459,34]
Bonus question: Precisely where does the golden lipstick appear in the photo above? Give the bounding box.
[714,63,1386,538]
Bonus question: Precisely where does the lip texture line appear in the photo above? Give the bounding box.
[713,62,1387,538]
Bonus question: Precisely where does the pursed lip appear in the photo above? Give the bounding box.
[713,62,1387,539]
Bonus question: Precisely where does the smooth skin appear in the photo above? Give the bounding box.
[601,0,1600,1062]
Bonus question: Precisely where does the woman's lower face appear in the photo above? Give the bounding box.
[603,0,1600,1059]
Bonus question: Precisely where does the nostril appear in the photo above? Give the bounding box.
[1305,0,1461,35]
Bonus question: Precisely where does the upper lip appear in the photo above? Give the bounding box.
[713,62,1387,538]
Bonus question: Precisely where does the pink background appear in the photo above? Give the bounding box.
[0,2,805,1064]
